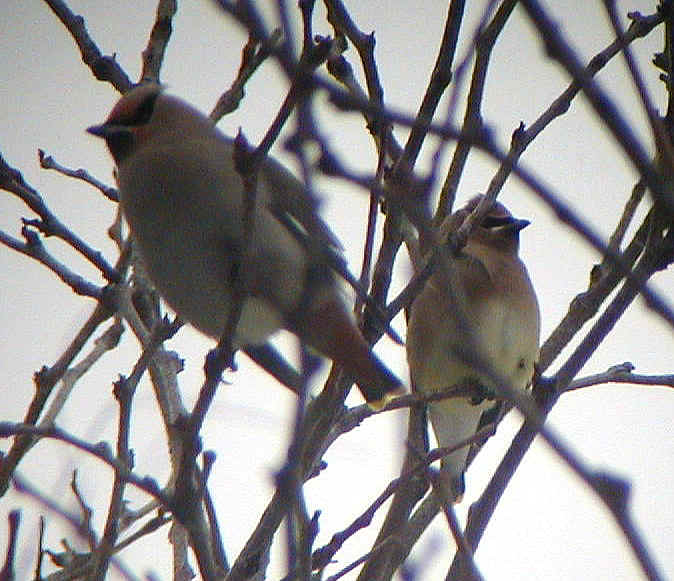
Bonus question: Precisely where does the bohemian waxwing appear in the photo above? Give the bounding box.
[88,83,403,408]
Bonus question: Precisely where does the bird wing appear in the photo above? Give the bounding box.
[258,154,402,343]
[260,155,343,251]
[430,247,493,307]
[455,251,493,300]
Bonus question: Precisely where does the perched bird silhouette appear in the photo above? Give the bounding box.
[88,83,403,407]
[406,195,540,500]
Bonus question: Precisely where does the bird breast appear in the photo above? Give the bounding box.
[471,293,538,390]
[117,137,309,345]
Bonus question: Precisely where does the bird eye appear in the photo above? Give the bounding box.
[481,215,514,229]
[131,93,159,126]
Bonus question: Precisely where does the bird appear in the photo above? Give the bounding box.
[87,83,403,408]
[406,195,540,501]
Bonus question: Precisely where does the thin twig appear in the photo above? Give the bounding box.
[566,363,674,391]
[0,511,21,580]
[0,423,169,504]
[0,301,114,497]
[140,0,177,83]
[210,29,284,122]
[38,149,119,201]
[436,0,518,224]
[43,0,132,92]
[425,468,483,581]
[519,0,671,214]
[0,152,119,283]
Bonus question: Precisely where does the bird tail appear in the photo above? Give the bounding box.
[296,294,404,409]
[343,335,404,409]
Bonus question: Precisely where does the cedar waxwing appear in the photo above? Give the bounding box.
[406,196,540,500]
[88,83,402,407]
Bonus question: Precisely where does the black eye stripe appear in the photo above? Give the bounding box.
[131,93,158,126]
[481,215,514,228]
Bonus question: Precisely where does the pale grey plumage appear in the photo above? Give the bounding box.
[88,83,402,406]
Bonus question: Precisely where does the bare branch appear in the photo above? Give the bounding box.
[210,30,284,122]
[140,0,177,83]
[567,363,674,391]
[519,0,671,214]
[0,510,20,580]
[425,469,482,581]
[42,0,133,92]
[437,0,518,224]
[0,422,168,504]
[0,152,119,283]
[38,149,119,202]
[0,226,104,299]
[0,302,114,497]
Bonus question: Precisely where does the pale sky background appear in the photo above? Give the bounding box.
[1,1,674,580]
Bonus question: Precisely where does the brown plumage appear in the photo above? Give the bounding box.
[407,195,540,500]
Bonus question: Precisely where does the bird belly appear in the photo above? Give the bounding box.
[408,308,491,483]
[130,210,285,346]
[409,295,535,485]
[473,297,537,391]
[119,146,310,346]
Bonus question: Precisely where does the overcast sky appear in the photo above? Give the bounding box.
[2,1,673,580]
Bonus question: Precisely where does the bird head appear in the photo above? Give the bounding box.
[459,195,530,253]
[87,83,213,164]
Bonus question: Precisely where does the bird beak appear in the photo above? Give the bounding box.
[87,123,130,139]
[511,218,530,232]
[86,124,109,138]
